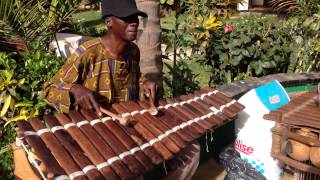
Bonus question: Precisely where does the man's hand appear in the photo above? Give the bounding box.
[70,84,102,116]
[143,80,158,103]
[143,80,158,115]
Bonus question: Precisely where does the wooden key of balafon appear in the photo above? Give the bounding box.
[80,109,154,171]
[44,114,104,180]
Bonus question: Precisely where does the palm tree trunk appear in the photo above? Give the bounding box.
[135,0,163,92]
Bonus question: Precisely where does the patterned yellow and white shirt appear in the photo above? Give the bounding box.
[44,38,145,113]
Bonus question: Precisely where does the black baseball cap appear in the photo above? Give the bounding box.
[101,0,148,19]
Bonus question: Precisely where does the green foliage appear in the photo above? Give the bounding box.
[0,49,62,177]
[206,16,294,84]
[161,0,240,54]
[163,61,200,97]
[0,54,25,122]
[0,45,63,178]
[286,11,320,72]
[0,124,16,180]
[17,44,64,92]
[0,0,82,49]
[161,0,241,96]
[297,0,320,16]
[268,0,320,16]
[0,49,63,125]
[205,14,320,85]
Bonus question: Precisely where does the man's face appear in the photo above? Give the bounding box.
[110,15,139,41]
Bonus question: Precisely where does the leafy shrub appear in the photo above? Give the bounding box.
[0,53,26,122]
[286,12,320,72]
[163,61,200,97]
[0,124,16,180]
[205,16,295,84]
[268,0,320,16]
[0,49,63,125]
[205,14,320,85]
[161,0,241,95]
[0,0,83,50]
[0,48,63,178]
[17,44,64,93]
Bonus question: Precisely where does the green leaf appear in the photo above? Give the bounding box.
[161,16,176,30]
[18,78,25,85]
[241,49,250,57]
[8,88,16,97]
[35,101,47,108]
[15,101,34,108]
[230,49,241,56]
[222,43,232,49]
[1,70,13,81]
[233,39,242,47]
[1,95,11,117]
[310,22,320,31]
[254,50,261,58]
[31,108,39,116]
[274,55,282,62]
[240,34,251,44]
[19,107,29,116]
[164,43,174,54]
[4,115,28,127]
[255,64,263,75]
[261,61,276,69]
[219,53,229,63]
[9,97,15,111]
[0,91,6,103]
[303,18,314,27]
[31,81,39,88]
[192,27,206,33]
[250,61,263,75]
[247,46,255,56]
[231,54,243,66]
[288,51,298,72]
[18,84,31,92]
[183,34,197,43]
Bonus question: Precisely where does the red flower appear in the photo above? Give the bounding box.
[224,23,234,33]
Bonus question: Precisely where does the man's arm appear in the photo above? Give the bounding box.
[44,49,103,115]
[133,44,158,103]
[44,54,84,112]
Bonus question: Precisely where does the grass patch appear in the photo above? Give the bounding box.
[69,10,106,36]
[285,84,316,93]
[72,10,101,22]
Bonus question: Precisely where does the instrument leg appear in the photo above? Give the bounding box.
[163,141,200,180]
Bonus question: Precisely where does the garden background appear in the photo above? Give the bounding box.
[0,0,319,178]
